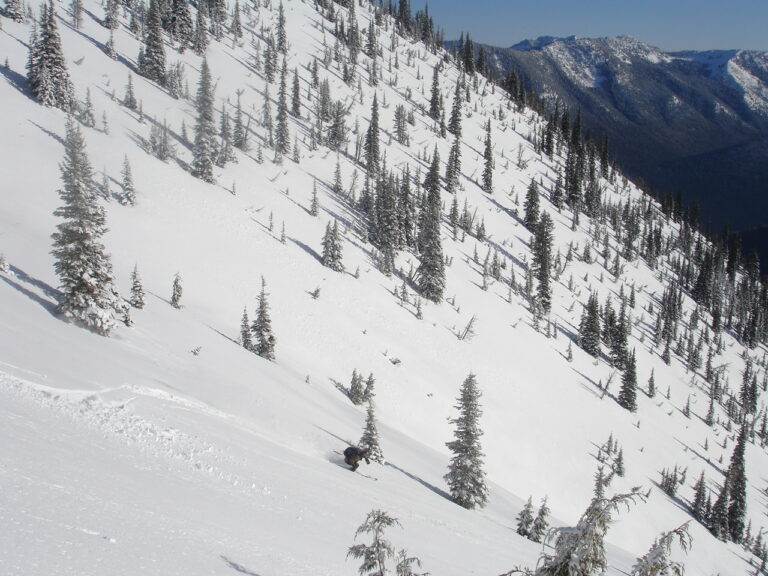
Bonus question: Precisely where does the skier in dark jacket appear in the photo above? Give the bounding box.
[343,446,370,471]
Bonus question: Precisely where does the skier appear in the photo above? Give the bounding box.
[343,446,370,472]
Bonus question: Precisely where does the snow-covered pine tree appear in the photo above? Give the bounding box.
[691,470,708,522]
[532,211,553,315]
[364,93,380,176]
[103,0,119,29]
[530,497,550,543]
[618,349,638,412]
[291,68,300,117]
[629,523,691,576]
[51,118,120,335]
[251,276,276,360]
[129,264,145,309]
[516,497,534,538]
[709,480,730,541]
[579,292,601,358]
[71,0,83,28]
[274,58,290,159]
[28,0,74,110]
[349,369,365,405]
[536,490,646,576]
[121,155,136,206]
[727,424,748,542]
[233,93,249,151]
[239,307,253,351]
[360,401,383,463]
[123,74,138,110]
[363,373,375,403]
[192,0,209,56]
[428,63,441,121]
[192,57,217,183]
[416,148,445,303]
[170,0,193,48]
[229,0,242,40]
[4,0,24,22]
[448,76,462,137]
[276,0,287,53]
[79,87,96,128]
[523,179,540,231]
[346,509,400,576]
[482,119,493,194]
[445,134,461,195]
[310,180,320,216]
[321,220,344,272]
[170,272,182,308]
[138,0,166,85]
[444,373,488,510]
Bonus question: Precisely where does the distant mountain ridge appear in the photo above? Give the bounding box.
[462,35,768,257]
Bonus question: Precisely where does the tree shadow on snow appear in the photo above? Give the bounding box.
[288,237,322,265]
[1,266,60,316]
[220,556,262,576]
[0,63,30,98]
[384,461,451,502]
[29,120,64,146]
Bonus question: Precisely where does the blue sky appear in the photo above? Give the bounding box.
[410,0,768,52]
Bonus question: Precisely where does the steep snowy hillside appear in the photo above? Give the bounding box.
[1,2,767,575]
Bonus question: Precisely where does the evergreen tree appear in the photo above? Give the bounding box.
[71,0,83,29]
[138,0,166,85]
[364,93,380,176]
[191,57,216,182]
[310,180,320,216]
[481,120,494,195]
[349,369,365,405]
[530,497,550,543]
[363,373,375,403]
[79,88,96,128]
[629,523,691,576]
[448,77,462,137]
[648,369,656,398]
[170,0,193,48]
[170,272,182,308]
[523,179,540,231]
[4,0,24,22]
[321,220,344,272]
[275,58,290,158]
[444,373,488,510]
[710,481,730,541]
[347,510,400,576]
[428,63,441,121]
[360,401,383,463]
[103,0,119,29]
[579,292,601,358]
[416,149,445,303]
[123,74,138,110]
[252,277,275,360]
[262,81,274,147]
[276,0,287,53]
[129,264,145,309]
[192,0,208,55]
[239,307,253,350]
[51,119,120,335]
[516,496,534,538]
[691,471,707,522]
[229,0,242,40]
[618,349,638,412]
[537,491,645,576]
[532,212,554,315]
[28,1,74,110]
[445,134,461,195]
[121,155,136,206]
[291,68,301,117]
[233,93,249,151]
[727,425,748,542]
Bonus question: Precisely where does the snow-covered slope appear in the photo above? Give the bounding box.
[1,2,766,575]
